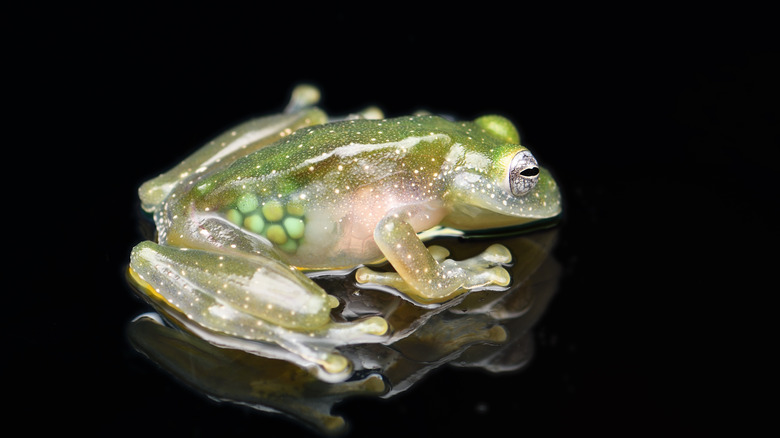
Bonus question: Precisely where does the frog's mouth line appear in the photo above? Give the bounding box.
[454,215,562,239]
[416,214,561,242]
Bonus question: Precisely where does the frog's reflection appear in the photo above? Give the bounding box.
[127,228,560,435]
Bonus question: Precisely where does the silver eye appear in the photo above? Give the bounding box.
[509,150,540,196]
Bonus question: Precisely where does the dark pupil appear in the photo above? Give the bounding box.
[520,167,540,177]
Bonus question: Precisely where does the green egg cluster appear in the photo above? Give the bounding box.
[224,193,306,253]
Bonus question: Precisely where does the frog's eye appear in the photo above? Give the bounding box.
[509,150,540,196]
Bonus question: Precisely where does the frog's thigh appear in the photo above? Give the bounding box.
[130,241,389,377]
[359,215,512,303]
[130,241,337,331]
[139,106,326,211]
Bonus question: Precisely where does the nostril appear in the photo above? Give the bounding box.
[520,167,540,177]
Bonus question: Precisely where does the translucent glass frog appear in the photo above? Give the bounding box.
[128,85,561,379]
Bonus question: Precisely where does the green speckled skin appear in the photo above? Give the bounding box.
[128,86,561,379]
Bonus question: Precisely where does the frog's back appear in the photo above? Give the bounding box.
[192,115,468,206]
[214,115,464,176]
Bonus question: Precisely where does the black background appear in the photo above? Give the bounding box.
[12,4,776,437]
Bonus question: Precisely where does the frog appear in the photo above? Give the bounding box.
[128,85,561,379]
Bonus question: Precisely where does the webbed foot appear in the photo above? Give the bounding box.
[355,244,512,304]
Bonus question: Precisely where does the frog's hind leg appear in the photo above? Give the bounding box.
[139,91,327,212]
[129,241,388,380]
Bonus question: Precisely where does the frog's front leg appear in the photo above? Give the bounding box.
[129,241,388,378]
[355,214,512,304]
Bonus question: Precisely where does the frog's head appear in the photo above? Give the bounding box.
[441,115,562,231]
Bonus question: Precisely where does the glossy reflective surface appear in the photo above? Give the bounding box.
[128,229,559,435]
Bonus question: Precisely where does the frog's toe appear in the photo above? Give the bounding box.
[483,265,511,287]
[355,266,398,286]
[320,353,350,375]
[285,84,321,113]
[481,243,512,264]
[427,245,451,262]
[355,315,390,336]
[463,244,512,267]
